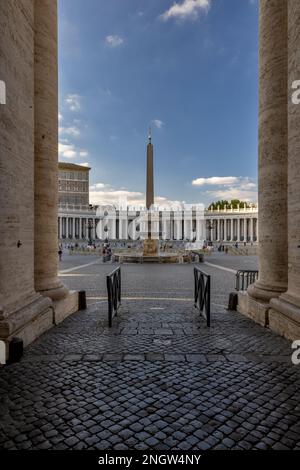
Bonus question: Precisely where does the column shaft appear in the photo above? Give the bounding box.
[0,0,51,322]
[34,0,67,300]
[271,1,300,318]
[249,0,288,301]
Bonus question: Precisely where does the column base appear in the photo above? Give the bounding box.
[269,296,300,341]
[248,281,287,302]
[0,290,79,360]
[0,294,53,358]
[53,290,79,325]
[237,291,269,327]
[38,283,69,302]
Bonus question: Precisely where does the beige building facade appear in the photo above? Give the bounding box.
[59,162,90,207]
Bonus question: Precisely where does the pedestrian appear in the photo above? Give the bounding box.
[58,247,63,261]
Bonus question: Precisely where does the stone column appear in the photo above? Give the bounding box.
[174,216,182,241]
[224,219,227,241]
[59,217,62,239]
[237,219,240,242]
[122,212,128,240]
[250,218,254,242]
[34,0,68,300]
[196,219,201,242]
[0,0,52,349]
[92,219,96,241]
[85,218,89,240]
[248,0,288,302]
[79,217,82,240]
[269,0,300,339]
[110,215,116,240]
[217,219,221,242]
[76,218,80,239]
[230,219,234,241]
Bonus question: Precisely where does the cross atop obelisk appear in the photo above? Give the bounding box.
[146,127,154,210]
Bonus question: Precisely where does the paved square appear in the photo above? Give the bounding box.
[0,257,299,450]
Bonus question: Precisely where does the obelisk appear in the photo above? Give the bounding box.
[143,127,158,255]
[146,127,154,210]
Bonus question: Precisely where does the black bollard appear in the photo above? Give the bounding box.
[228,292,238,311]
[9,337,23,363]
[78,290,87,310]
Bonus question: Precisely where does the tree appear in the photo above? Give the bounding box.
[207,199,251,210]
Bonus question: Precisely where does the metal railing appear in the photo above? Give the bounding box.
[194,266,211,327]
[235,270,258,291]
[106,266,121,327]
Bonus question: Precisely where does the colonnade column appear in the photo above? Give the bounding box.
[248,0,288,302]
[217,219,221,241]
[92,219,96,241]
[270,0,300,331]
[250,218,254,242]
[79,218,82,239]
[59,217,62,239]
[0,0,53,349]
[34,0,68,300]
[85,219,89,240]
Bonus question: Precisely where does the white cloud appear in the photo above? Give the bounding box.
[59,141,89,160]
[59,126,80,137]
[192,176,257,202]
[205,187,257,202]
[78,162,90,167]
[105,35,124,47]
[152,119,164,129]
[59,142,77,159]
[90,183,107,190]
[58,113,63,121]
[160,0,210,22]
[65,94,81,111]
[192,176,239,186]
[89,183,185,208]
[192,175,258,202]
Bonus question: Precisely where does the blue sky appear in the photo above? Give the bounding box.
[58,0,259,207]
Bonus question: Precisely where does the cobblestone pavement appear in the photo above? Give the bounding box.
[0,257,299,450]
